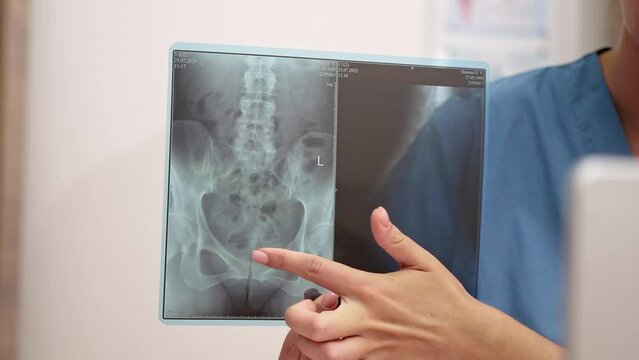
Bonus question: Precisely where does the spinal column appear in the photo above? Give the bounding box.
[197,55,307,304]
[206,56,305,257]
[235,57,277,167]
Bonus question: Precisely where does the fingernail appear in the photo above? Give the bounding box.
[251,250,268,264]
[321,292,340,310]
[378,207,391,229]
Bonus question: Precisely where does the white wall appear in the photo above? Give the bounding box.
[559,0,621,61]
[18,1,432,359]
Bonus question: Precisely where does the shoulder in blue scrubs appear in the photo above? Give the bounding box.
[480,50,630,345]
[382,50,630,346]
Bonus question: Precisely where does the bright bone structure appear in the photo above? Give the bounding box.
[165,54,336,318]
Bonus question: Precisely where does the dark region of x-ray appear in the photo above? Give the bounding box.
[163,49,486,320]
[333,76,485,297]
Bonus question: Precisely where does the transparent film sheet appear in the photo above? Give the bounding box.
[161,44,487,322]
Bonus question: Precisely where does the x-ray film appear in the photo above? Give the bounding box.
[160,43,487,323]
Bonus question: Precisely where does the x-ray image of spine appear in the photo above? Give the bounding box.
[165,52,336,319]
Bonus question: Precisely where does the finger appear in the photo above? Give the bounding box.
[285,299,358,342]
[304,288,340,312]
[296,335,369,360]
[279,331,302,360]
[370,207,446,272]
[252,248,368,296]
[314,292,340,312]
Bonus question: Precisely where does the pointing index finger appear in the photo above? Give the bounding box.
[252,248,367,296]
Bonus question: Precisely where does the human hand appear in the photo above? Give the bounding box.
[278,291,341,360]
[252,207,501,360]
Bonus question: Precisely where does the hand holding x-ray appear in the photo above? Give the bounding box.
[253,207,495,360]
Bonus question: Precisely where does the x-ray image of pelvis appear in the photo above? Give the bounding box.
[163,47,485,320]
[164,52,337,319]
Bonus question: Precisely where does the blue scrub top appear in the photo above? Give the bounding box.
[381,51,630,346]
[479,51,630,344]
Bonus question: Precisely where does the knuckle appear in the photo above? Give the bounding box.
[355,274,383,298]
[283,305,300,326]
[305,257,323,279]
[274,251,286,269]
[389,227,406,246]
[445,274,467,295]
[373,278,393,297]
[357,281,377,298]
[308,317,329,341]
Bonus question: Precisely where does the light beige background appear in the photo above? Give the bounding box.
[18,0,616,359]
[19,1,435,359]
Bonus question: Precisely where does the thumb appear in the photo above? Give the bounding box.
[370,207,445,272]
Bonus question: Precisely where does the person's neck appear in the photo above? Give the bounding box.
[600,29,639,155]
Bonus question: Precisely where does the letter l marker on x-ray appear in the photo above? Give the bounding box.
[317,155,325,167]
